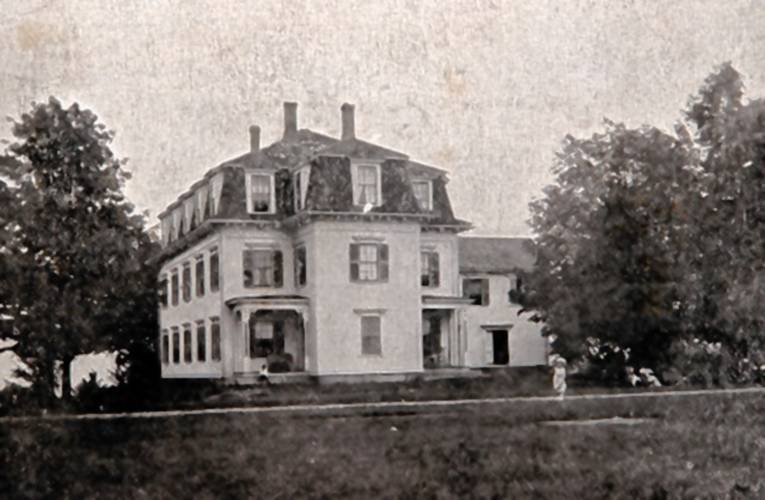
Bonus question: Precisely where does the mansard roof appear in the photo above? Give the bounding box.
[156,103,470,259]
[458,237,537,274]
[318,137,409,160]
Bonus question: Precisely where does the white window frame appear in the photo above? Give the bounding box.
[161,329,169,364]
[294,167,310,212]
[210,173,224,216]
[246,172,276,214]
[196,320,206,363]
[196,185,209,222]
[356,310,384,356]
[462,276,490,306]
[294,244,307,287]
[412,179,433,211]
[351,162,382,207]
[210,317,221,362]
[420,249,440,288]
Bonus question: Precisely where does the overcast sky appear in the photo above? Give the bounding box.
[1,0,764,236]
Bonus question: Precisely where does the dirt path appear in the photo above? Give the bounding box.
[2,386,764,424]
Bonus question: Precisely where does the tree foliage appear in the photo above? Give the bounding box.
[528,63,765,382]
[0,97,158,404]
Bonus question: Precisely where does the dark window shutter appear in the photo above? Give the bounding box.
[431,252,440,287]
[273,251,283,287]
[482,279,490,306]
[379,244,389,281]
[350,244,359,281]
[243,250,253,287]
[210,252,220,292]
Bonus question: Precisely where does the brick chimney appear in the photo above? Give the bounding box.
[249,125,260,156]
[341,103,355,140]
[283,101,298,139]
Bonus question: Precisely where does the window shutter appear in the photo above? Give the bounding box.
[482,280,490,306]
[378,244,389,281]
[273,250,283,287]
[349,244,359,281]
[431,252,440,287]
[243,250,254,287]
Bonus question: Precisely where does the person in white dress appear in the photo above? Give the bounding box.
[552,356,567,400]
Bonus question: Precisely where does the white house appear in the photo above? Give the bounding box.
[155,102,546,382]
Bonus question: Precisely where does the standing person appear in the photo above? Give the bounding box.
[552,356,567,400]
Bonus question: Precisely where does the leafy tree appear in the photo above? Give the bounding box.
[682,63,765,374]
[0,97,158,405]
[528,122,695,378]
[528,62,765,382]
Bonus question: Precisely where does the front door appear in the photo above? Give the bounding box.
[423,312,442,368]
[492,330,509,365]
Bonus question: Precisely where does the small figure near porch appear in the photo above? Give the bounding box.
[639,367,662,387]
[625,366,641,387]
[258,364,271,386]
[551,356,567,400]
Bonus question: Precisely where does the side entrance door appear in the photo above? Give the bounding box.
[491,330,509,365]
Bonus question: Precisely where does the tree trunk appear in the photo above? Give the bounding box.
[37,359,57,409]
[61,355,73,402]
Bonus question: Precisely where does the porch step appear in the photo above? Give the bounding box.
[231,372,313,386]
[230,368,486,386]
[421,368,486,381]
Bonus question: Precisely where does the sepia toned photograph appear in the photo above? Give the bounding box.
[1,1,765,498]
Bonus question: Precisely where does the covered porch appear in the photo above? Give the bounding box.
[226,296,310,376]
[422,295,471,369]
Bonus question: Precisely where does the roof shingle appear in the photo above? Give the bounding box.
[459,237,536,274]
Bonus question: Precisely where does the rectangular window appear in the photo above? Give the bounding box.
[195,255,205,297]
[355,164,379,205]
[243,249,283,288]
[463,278,490,306]
[170,270,179,306]
[182,263,192,303]
[183,325,192,363]
[349,243,389,282]
[196,321,206,362]
[249,173,273,213]
[360,315,382,355]
[509,275,524,304]
[412,181,432,210]
[172,327,180,364]
[211,317,221,361]
[295,246,307,287]
[294,171,302,211]
[158,275,168,308]
[250,320,276,358]
[210,247,220,292]
[161,330,169,364]
[421,251,440,287]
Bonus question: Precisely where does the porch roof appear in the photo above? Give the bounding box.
[422,295,473,307]
[225,295,310,309]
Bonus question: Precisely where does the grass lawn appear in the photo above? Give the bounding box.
[2,391,765,499]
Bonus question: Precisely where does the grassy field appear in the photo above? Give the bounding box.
[2,390,765,499]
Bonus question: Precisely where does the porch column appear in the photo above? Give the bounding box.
[297,306,310,373]
[241,305,259,372]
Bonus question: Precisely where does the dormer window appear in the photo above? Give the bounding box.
[412,180,433,211]
[352,163,381,206]
[246,173,275,214]
[294,167,310,211]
